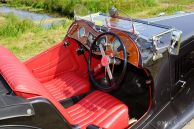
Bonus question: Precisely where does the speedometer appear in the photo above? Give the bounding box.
[97,36,107,46]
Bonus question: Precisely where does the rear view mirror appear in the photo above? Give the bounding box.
[168,30,182,55]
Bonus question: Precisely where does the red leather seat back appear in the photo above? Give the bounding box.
[0,46,47,97]
[24,41,79,83]
[24,40,90,101]
[0,46,74,124]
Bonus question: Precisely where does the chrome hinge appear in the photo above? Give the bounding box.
[176,80,186,88]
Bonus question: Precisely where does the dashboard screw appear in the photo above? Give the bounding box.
[27,109,32,115]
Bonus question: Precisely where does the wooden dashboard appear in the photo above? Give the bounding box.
[67,20,140,67]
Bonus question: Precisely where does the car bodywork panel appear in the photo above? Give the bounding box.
[148,12,194,43]
[132,12,194,129]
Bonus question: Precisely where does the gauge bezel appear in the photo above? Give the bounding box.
[87,32,95,47]
[78,27,85,38]
[112,38,122,51]
[96,36,107,46]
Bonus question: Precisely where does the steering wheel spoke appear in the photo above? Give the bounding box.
[105,65,113,80]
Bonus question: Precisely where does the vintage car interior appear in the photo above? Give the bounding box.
[0,9,185,129]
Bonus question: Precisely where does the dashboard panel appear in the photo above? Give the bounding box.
[67,20,140,67]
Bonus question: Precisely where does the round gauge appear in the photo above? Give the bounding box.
[112,39,121,51]
[97,36,107,46]
[78,27,85,38]
[87,33,94,47]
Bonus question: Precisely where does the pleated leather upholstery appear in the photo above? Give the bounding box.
[24,41,90,101]
[0,46,129,129]
[0,46,74,124]
[43,72,90,101]
[67,91,129,129]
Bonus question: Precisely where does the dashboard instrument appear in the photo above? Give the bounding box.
[67,20,140,67]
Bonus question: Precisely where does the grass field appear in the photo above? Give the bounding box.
[0,0,194,61]
[0,14,72,61]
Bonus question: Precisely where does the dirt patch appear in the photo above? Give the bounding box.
[185,4,194,12]
[0,15,5,24]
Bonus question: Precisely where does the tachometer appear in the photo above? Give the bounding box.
[87,32,94,47]
[112,39,122,51]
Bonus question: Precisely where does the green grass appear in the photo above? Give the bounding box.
[0,14,72,61]
[0,13,39,37]
[147,5,184,16]
[6,0,194,18]
[160,0,194,4]
[6,0,158,17]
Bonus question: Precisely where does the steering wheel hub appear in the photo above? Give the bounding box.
[101,56,109,67]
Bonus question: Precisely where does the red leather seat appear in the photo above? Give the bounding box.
[0,46,76,124]
[0,46,129,129]
[0,46,89,100]
[67,90,129,129]
[42,72,90,101]
[24,41,91,101]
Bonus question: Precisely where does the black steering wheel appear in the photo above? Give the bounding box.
[88,32,128,92]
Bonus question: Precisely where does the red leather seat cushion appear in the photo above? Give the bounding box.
[67,91,129,129]
[43,72,90,101]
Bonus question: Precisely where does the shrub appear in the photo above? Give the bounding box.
[7,0,158,17]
